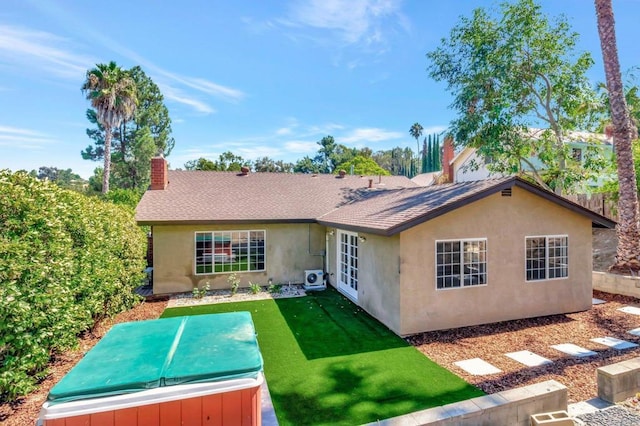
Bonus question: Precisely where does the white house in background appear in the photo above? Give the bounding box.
[412,131,614,187]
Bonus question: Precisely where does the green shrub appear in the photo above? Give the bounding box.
[249,282,261,294]
[228,273,240,296]
[0,170,146,401]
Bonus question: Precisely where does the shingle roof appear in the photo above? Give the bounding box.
[135,171,417,224]
[136,172,615,233]
[317,176,615,235]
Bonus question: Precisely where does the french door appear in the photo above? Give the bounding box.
[337,231,358,301]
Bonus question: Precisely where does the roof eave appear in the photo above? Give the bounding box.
[136,218,318,226]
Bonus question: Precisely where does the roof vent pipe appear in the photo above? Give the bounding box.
[338,170,346,178]
[368,179,373,189]
[240,166,250,176]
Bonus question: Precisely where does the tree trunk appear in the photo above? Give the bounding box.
[595,0,640,272]
[102,127,112,194]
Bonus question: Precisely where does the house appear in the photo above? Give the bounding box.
[136,156,614,335]
[412,131,614,188]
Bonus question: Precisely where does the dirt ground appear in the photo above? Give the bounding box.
[408,290,640,403]
[0,229,628,424]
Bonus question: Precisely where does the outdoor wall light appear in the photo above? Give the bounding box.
[358,235,366,243]
[328,230,335,236]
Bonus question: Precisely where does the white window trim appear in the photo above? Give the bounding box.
[435,238,488,291]
[524,234,569,282]
[194,229,266,275]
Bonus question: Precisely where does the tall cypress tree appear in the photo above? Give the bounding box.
[421,138,428,173]
[427,135,433,172]
[436,134,441,171]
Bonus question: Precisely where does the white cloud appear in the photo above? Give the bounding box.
[420,125,448,136]
[0,19,245,113]
[0,125,57,149]
[236,146,284,159]
[158,84,216,115]
[284,140,318,153]
[340,127,403,144]
[0,25,94,79]
[276,127,293,135]
[278,0,410,54]
[283,0,406,46]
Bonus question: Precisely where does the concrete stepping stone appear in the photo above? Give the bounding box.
[628,328,640,337]
[619,306,640,315]
[591,336,639,350]
[505,350,552,367]
[453,358,501,375]
[551,343,597,357]
[592,298,606,305]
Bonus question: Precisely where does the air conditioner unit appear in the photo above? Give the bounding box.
[304,269,326,291]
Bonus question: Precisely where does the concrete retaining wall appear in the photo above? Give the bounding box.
[593,271,640,298]
[597,357,640,403]
[369,380,567,426]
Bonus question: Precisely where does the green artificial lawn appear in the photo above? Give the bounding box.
[162,288,483,426]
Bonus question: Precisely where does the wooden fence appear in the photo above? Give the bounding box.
[565,193,617,222]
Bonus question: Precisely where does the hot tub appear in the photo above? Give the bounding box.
[39,312,263,426]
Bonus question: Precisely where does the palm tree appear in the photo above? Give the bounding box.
[82,62,137,194]
[595,0,640,272]
[409,123,424,155]
[409,122,423,173]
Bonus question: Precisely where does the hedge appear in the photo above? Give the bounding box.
[0,170,146,401]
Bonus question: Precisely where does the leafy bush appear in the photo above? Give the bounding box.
[0,170,146,401]
[249,282,261,294]
[192,282,210,299]
[228,273,240,296]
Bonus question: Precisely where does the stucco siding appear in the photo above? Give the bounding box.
[326,229,401,334]
[398,186,592,335]
[152,223,325,294]
[357,233,401,334]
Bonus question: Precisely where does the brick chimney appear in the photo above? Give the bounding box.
[441,136,455,183]
[150,156,168,190]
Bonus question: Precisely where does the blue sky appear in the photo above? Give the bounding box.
[1,0,639,178]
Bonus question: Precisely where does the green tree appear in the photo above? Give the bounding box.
[83,66,174,192]
[82,62,137,194]
[183,152,249,172]
[421,137,429,173]
[315,135,337,173]
[336,156,391,176]
[409,123,424,169]
[293,156,321,174]
[253,157,294,173]
[427,0,599,194]
[216,151,249,171]
[595,0,640,272]
[32,166,87,192]
[184,157,216,171]
[432,134,441,171]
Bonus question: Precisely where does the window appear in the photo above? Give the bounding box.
[526,235,568,281]
[436,239,487,289]
[195,230,265,274]
[572,148,582,162]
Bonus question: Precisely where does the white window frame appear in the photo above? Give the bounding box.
[525,235,568,282]
[337,230,359,301]
[194,230,266,275]
[435,238,488,290]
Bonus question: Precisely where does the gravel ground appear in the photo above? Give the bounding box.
[576,406,640,425]
[407,290,640,403]
[167,284,307,307]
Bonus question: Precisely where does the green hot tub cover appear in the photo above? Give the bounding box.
[47,312,263,404]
